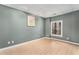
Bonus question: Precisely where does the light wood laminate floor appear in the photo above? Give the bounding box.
[0,37,79,55]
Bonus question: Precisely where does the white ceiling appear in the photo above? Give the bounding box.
[3,4,79,18]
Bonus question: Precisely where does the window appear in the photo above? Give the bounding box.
[51,20,63,37]
[28,15,35,26]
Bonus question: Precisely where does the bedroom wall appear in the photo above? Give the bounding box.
[45,10,79,43]
[0,5,45,48]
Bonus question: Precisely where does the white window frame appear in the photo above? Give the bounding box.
[51,20,63,37]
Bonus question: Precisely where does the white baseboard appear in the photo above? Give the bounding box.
[49,37,79,46]
[0,37,45,51]
[0,37,79,51]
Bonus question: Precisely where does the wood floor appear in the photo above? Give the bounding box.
[0,37,79,55]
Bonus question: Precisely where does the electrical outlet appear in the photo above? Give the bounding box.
[12,41,14,44]
[66,37,70,40]
[8,41,10,44]
[46,35,49,37]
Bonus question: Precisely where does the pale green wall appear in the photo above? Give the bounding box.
[45,10,79,43]
[0,5,45,48]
